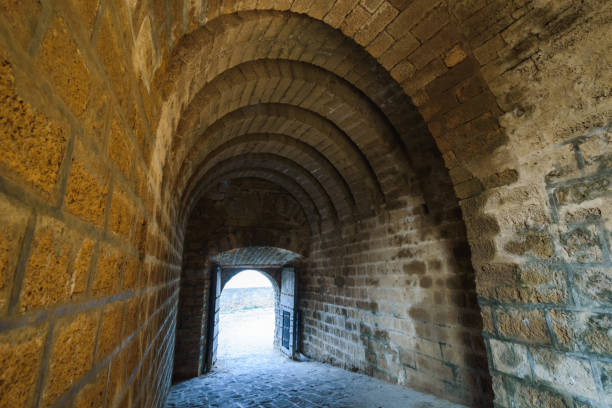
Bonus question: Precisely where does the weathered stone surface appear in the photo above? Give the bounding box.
[36,18,90,115]
[65,143,109,226]
[0,50,68,197]
[489,338,531,379]
[0,325,46,407]
[43,313,98,406]
[504,376,571,408]
[0,194,29,313]
[73,365,108,408]
[20,217,93,311]
[549,310,611,356]
[0,1,609,407]
[0,0,41,49]
[531,347,598,400]
[573,268,612,307]
[96,302,124,362]
[496,309,551,344]
[108,188,134,240]
[167,354,466,408]
[93,243,124,297]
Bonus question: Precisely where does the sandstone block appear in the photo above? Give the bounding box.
[0,50,68,197]
[553,174,611,206]
[340,6,370,37]
[387,0,442,38]
[549,310,611,356]
[505,376,571,408]
[0,325,46,407]
[559,225,603,264]
[354,3,399,47]
[36,18,90,115]
[20,217,94,311]
[0,0,41,49]
[109,116,135,182]
[43,312,98,406]
[489,338,531,378]
[573,268,612,307]
[93,243,125,297]
[109,188,134,240]
[532,347,598,400]
[96,302,124,362]
[323,0,354,28]
[73,364,108,408]
[65,143,109,227]
[496,308,550,344]
[0,195,29,314]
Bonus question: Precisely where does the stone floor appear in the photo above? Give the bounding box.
[166,353,467,408]
[217,307,275,358]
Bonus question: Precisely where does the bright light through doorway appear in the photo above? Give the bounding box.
[224,269,271,288]
[218,270,275,361]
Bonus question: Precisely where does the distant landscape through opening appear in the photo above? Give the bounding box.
[217,270,275,361]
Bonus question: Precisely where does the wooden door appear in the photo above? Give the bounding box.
[205,266,221,371]
[279,267,297,358]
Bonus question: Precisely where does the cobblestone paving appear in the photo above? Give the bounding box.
[166,354,466,408]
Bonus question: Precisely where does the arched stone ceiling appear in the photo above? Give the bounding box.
[212,246,303,267]
[176,103,384,210]
[169,58,416,224]
[154,7,505,243]
[197,169,321,233]
[182,154,337,228]
[150,11,433,227]
[189,133,356,211]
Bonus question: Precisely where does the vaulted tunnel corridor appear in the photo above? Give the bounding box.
[0,1,610,408]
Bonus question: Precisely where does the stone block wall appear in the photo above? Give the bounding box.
[476,124,612,407]
[0,0,609,407]
[300,191,492,407]
[0,1,179,407]
[175,178,309,379]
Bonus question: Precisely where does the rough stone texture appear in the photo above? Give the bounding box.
[489,339,531,379]
[73,366,109,408]
[0,0,41,50]
[64,142,109,227]
[0,0,609,407]
[0,195,29,314]
[167,354,467,408]
[0,325,46,407]
[532,347,599,400]
[0,49,68,198]
[36,17,90,115]
[42,312,99,407]
[174,179,308,381]
[96,302,124,362]
[19,216,92,311]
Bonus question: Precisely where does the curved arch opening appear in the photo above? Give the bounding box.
[218,269,277,362]
[168,9,494,405]
[0,1,608,407]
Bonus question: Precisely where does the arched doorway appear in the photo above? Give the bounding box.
[217,269,276,361]
[204,253,301,370]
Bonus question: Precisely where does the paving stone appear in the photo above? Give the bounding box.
[166,354,466,408]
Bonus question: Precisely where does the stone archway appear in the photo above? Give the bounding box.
[0,2,609,408]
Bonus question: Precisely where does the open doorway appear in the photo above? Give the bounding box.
[204,264,299,371]
[217,270,275,360]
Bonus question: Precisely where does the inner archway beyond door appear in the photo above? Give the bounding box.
[218,270,276,361]
[201,247,302,374]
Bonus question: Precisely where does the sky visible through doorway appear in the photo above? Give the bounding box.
[225,269,271,288]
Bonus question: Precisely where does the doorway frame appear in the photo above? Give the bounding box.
[203,265,298,372]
